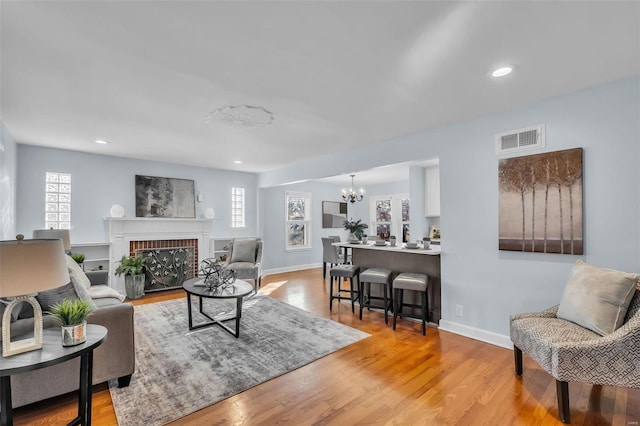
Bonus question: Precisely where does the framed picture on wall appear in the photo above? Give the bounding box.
[321,201,348,228]
[135,175,196,218]
[498,147,583,254]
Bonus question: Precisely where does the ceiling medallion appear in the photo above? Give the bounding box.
[205,105,274,128]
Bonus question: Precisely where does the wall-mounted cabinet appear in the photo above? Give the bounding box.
[425,166,440,217]
[70,242,111,285]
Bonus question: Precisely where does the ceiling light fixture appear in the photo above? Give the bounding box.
[205,105,274,128]
[342,174,364,203]
[233,160,243,164]
[491,66,513,78]
[95,139,109,144]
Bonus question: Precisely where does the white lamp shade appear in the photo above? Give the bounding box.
[0,238,70,297]
[32,228,71,251]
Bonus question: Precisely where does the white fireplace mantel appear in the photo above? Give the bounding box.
[105,217,215,294]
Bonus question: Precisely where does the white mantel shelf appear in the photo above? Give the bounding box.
[105,217,215,294]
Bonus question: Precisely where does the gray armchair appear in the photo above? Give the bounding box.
[510,285,640,423]
[225,238,263,293]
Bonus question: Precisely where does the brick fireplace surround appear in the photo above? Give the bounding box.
[106,217,214,295]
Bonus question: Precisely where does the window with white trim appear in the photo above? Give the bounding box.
[45,172,72,229]
[369,193,410,242]
[231,187,245,228]
[285,191,311,250]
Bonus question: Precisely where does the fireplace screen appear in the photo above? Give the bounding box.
[136,246,195,292]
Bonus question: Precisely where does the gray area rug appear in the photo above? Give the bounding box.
[109,295,369,425]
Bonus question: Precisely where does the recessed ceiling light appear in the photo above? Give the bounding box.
[491,66,513,78]
[95,139,109,144]
[233,160,243,164]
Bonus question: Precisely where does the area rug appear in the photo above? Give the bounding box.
[108,296,369,425]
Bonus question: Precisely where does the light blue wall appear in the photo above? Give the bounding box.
[259,76,640,335]
[16,145,259,243]
[259,180,349,272]
[0,122,18,240]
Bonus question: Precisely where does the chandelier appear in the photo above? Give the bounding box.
[342,174,364,203]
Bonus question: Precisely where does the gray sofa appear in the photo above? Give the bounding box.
[1,268,135,408]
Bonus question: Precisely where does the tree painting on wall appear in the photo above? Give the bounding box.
[499,148,583,254]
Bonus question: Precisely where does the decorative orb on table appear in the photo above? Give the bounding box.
[199,258,236,292]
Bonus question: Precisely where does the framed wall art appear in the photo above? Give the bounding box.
[135,175,196,218]
[498,147,583,254]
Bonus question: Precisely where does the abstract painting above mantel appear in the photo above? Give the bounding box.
[135,175,196,218]
[499,148,583,255]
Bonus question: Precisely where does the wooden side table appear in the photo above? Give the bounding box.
[0,324,107,426]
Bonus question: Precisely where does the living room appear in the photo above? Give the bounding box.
[1,1,639,424]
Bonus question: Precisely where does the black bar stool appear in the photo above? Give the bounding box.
[329,264,360,313]
[392,273,429,335]
[358,268,393,323]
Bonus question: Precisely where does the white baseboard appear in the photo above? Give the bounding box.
[438,320,513,349]
[263,263,321,276]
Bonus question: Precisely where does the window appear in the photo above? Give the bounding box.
[369,194,410,242]
[45,172,72,229]
[285,191,311,250]
[231,187,245,228]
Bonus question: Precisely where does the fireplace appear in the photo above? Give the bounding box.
[106,217,214,295]
[131,239,198,292]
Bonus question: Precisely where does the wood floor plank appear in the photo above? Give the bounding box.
[11,268,640,425]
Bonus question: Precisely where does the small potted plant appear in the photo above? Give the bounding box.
[343,219,368,242]
[49,299,95,346]
[115,255,146,300]
[71,253,85,269]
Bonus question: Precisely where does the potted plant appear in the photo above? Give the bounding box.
[70,253,85,269]
[343,219,369,241]
[49,299,95,346]
[115,255,146,300]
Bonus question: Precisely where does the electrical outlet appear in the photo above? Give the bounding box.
[455,304,464,317]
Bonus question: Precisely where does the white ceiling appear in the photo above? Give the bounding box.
[1,1,638,179]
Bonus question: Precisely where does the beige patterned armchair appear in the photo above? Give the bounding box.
[510,285,640,423]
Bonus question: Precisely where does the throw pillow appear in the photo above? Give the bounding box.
[557,260,639,335]
[230,238,257,263]
[66,254,92,289]
[0,299,22,324]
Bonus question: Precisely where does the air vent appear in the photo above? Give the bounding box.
[495,125,545,155]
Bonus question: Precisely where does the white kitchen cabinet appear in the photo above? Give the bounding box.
[424,166,440,217]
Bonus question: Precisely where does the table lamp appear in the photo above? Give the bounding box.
[32,228,71,252]
[1,235,70,357]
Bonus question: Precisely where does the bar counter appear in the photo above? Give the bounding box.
[333,241,441,324]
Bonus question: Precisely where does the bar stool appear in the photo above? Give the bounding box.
[329,264,360,313]
[392,273,429,335]
[358,268,393,323]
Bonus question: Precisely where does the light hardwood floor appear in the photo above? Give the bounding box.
[13,268,640,425]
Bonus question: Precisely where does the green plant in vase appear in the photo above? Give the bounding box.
[115,255,146,300]
[343,219,368,241]
[70,253,85,264]
[49,299,95,346]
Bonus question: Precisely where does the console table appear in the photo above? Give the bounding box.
[0,325,108,426]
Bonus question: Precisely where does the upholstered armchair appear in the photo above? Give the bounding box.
[510,261,640,423]
[225,238,263,293]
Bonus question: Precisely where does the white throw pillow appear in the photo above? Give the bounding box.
[66,255,92,289]
[557,260,639,335]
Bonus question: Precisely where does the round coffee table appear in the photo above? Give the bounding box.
[183,277,254,338]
